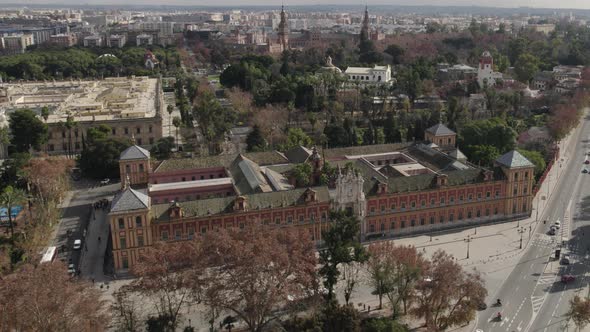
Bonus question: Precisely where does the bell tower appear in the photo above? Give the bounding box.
[277,5,289,50]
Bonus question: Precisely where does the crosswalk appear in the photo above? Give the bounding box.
[531,295,545,313]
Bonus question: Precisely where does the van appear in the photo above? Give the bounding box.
[554,220,561,229]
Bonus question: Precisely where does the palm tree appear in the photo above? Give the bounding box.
[65,115,76,158]
[0,185,26,238]
[167,104,174,137]
[172,116,181,150]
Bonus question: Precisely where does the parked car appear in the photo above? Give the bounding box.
[554,220,561,229]
[477,302,488,311]
[561,274,575,283]
[73,239,82,250]
[67,263,76,275]
[100,178,110,186]
[584,168,589,173]
[585,159,590,164]
[548,227,556,236]
[561,254,570,265]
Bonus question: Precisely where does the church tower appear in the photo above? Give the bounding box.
[360,5,369,42]
[277,5,289,50]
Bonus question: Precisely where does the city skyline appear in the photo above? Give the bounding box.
[0,0,589,10]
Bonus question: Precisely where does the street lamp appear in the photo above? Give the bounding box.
[518,226,525,249]
[464,235,471,259]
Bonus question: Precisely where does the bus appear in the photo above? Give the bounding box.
[40,246,57,264]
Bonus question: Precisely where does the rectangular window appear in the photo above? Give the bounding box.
[135,216,142,228]
[149,126,153,133]
[137,235,144,247]
[161,231,168,241]
[120,237,126,249]
[201,227,208,234]
[118,218,125,229]
[381,205,385,213]
[322,212,327,222]
[287,215,293,224]
[299,215,305,223]
[136,127,141,134]
[401,220,406,228]
[420,218,425,225]
[430,216,435,224]
[513,188,518,195]
[275,217,281,225]
[439,215,444,223]
[391,204,396,211]
[410,219,415,227]
[401,202,406,209]
[122,257,129,269]
[495,191,500,197]
[411,201,416,209]
[440,197,445,205]
[187,227,195,239]
[486,192,491,198]
[175,229,181,240]
[459,195,464,202]
[449,196,454,204]
[112,128,116,135]
[468,194,473,201]
[370,207,375,215]
[449,214,454,222]
[430,198,435,206]
[421,200,425,207]
[124,127,129,135]
[477,193,482,200]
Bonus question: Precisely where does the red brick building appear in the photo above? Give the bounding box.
[109,123,536,272]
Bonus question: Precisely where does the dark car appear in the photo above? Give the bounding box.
[477,302,488,311]
[561,274,575,283]
[548,227,556,236]
[561,255,570,265]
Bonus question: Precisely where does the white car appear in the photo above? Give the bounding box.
[554,220,561,229]
[100,178,110,186]
[67,263,76,274]
[73,239,82,250]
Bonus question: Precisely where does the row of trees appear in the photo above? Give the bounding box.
[112,211,485,332]
[0,45,181,81]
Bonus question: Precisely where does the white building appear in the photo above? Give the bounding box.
[477,51,503,88]
[344,64,393,86]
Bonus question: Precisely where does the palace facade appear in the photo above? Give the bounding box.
[108,124,536,272]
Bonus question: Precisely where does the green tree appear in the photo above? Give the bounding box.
[398,68,422,104]
[517,149,546,178]
[246,125,266,152]
[291,163,312,187]
[0,185,26,238]
[193,91,236,143]
[319,210,368,301]
[79,125,131,179]
[458,117,516,162]
[384,44,405,65]
[8,109,48,152]
[469,145,501,167]
[514,53,540,83]
[283,128,312,150]
[150,137,175,160]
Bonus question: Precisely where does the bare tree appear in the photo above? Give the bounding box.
[412,250,487,331]
[131,241,198,330]
[567,296,590,331]
[366,242,392,309]
[0,262,107,331]
[342,261,362,306]
[198,226,317,332]
[112,286,142,332]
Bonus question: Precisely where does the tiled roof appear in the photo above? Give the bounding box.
[154,151,288,173]
[381,168,483,194]
[119,145,150,160]
[495,150,534,168]
[228,154,273,195]
[285,146,312,163]
[152,186,330,221]
[425,123,455,136]
[110,187,149,212]
[449,148,467,160]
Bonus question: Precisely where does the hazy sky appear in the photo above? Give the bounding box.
[1,0,590,9]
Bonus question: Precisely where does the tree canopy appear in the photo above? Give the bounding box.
[8,109,48,153]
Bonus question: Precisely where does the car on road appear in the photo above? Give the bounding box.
[100,178,110,186]
[561,274,576,283]
[561,254,570,265]
[548,227,556,236]
[554,220,561,229]
[584,168,589,173]
[67,263,76,275]
[585,159,590,164]
[73,239,82,250]
[477,302,487,311]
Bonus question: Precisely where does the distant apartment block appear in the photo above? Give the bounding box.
[136,34,153,46]
[49,33,77,47]
[83,35,103,47]
[108,34,126,48]
[0,34,34,54]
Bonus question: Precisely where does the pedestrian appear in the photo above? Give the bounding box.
[363,304,366,311]
[368,305,371,313]
[98,236,101,242]
[92,278,95,284]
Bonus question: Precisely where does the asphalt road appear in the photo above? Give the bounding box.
[476,114,590,332]
[54,179,118,276]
